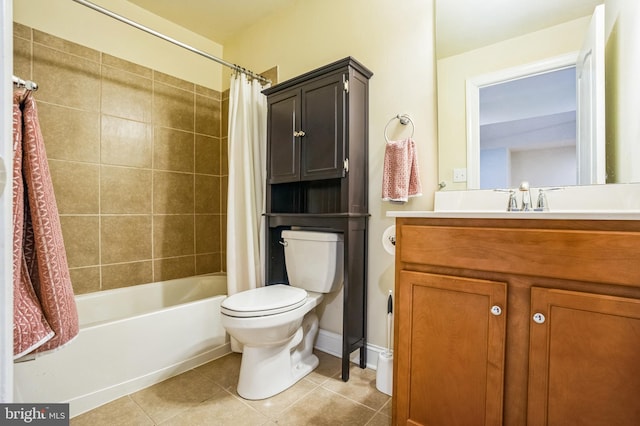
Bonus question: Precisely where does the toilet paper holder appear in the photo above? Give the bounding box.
[382,225,396,255]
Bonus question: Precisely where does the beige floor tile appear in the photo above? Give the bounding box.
[379,398,392,417]
[243,377,318,418]
[365,412,392,426]
[71,351,392,426]
[322,365,390,411]
[192,352,242,390]
[159,390,268,426]
[306,350,342,384]
[274,387,376,426]
[70,396,153,426]
[130,369,224,424]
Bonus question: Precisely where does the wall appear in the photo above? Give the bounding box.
[13,23,226,294]
[223,0,438,348]
[437,16,591,190]
[605,0,640,183]
[13,0,224,91]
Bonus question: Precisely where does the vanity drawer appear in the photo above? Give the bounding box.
[399,224,640,287]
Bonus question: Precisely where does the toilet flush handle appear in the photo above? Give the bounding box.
[279,240,288,247]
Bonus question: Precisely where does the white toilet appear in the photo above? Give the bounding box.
[220,229,344,400]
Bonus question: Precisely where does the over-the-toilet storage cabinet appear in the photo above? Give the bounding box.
[262,57,373,381]
[392,217,640,425]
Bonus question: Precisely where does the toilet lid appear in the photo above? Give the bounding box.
[220,285,308,318]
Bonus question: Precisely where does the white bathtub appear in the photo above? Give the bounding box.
[13,274,230,417]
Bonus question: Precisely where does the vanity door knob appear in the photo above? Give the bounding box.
[293,130,306,137]
[490,305,502,316]
[533,313,546,324]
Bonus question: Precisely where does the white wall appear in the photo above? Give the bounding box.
[224,0,438,348]
[511,146,576,187]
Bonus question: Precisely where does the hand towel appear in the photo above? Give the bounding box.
[13,91,79,358]
[382,138,422,203]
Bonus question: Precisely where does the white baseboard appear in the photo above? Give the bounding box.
[314,329,392,370]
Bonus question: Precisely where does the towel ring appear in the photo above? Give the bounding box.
[384,114,415,142]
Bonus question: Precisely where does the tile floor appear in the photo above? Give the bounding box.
[70,351,391,426]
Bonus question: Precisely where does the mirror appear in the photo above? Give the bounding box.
[436,0,640,190]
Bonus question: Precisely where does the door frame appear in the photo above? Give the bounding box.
[1,0,14,402]
[465,53,578,189]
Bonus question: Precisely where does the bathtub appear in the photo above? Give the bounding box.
[13,274,230,417]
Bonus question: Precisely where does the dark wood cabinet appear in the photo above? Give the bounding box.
[263,57,373,381]
[267,73,345,183]
[393,217,640,425]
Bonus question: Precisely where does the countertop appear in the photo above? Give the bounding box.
[387,210,640,220]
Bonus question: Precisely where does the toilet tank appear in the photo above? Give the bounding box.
[281,230,344,293]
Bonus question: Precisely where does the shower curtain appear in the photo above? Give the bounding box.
[12,90,78,359]
[226,73,269,299]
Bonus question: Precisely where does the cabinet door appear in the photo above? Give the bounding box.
[300,73,345,181]
[395,271,507,426]
[267,89,300,183]
[528,287,640,426]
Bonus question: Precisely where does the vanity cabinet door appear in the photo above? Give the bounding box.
[395,271,507,426]
[528,287,640,426]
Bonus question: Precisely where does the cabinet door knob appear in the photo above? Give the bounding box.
[293,130,306,137]
[533,313,546,324]
[490,305,502,316]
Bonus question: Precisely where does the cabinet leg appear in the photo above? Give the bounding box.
[341,356,350,382]
[359,346,367,368]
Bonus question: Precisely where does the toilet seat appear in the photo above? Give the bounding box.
[221,284,308,318]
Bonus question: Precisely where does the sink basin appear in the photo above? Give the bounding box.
[434,183,640,213]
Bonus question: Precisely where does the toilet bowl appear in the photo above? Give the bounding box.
[220,230,343,400]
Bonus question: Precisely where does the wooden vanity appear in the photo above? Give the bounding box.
[392,214,640,425]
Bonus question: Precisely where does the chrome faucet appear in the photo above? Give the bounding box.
[507,190,518,211]
[534,187,563,211]
[536,189,549,211]
[519,181,531,211]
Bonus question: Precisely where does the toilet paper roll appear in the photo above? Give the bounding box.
[382,225,396,255]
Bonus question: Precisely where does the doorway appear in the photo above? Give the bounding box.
[478,66,577,189]
[465,53,579,189]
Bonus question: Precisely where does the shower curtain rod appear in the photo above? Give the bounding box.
[71,0,270,85]
[12,75,38,91]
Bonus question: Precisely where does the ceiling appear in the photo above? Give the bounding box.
[125,0,604,52]
[437,0,604,58]
[125,0,296,44]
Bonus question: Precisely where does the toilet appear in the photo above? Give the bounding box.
[220,229,344,400]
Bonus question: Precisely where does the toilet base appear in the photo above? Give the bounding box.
[236,312,319,400]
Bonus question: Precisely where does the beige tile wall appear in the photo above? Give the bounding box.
[13,23,227,294]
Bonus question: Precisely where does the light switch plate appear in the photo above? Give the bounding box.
[453,168,467,183]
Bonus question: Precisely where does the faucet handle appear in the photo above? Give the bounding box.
[535,187,563,211]
[494,188,519,211]
[536,189,549,211]
[507,190,519,211]
[519,181,531,211]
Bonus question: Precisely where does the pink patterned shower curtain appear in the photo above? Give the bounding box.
[12,90,78,359]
